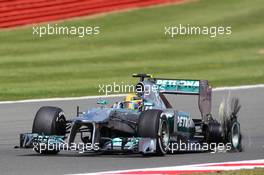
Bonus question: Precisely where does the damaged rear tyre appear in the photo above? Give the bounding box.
[229,120,242,152]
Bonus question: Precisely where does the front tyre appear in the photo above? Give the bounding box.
[32,106,66,154]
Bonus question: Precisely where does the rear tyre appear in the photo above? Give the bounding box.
[219,96,242,152]
[228,119,242,152]
[138,109,169,156]
[204,120,222,144]
[32,106,66,154]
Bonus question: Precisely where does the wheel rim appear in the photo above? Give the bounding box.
[231,122,240,148]
[56,115,66,135]
[160,121,169,150]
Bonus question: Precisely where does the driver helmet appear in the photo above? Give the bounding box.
[123,94,142,110]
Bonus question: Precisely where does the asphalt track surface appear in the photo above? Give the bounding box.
[0,87,263,175]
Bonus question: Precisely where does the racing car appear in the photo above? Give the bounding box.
[19,74,242,155]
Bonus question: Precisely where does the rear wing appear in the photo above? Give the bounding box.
[154,78,212,122]
[155,79,200,94]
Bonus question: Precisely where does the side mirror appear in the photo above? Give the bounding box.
[97,99,108,105]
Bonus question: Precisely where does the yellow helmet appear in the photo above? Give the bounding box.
[123,94,142,110]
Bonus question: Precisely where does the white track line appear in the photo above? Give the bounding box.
[68,159,264,175]
[0,94,126,104]
[0,84,263,104]
[214,84,264,91]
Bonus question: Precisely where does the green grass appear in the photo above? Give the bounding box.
[189,168,264,175]
[0,0,264,100]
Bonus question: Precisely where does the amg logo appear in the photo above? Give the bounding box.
[156,80,199,87]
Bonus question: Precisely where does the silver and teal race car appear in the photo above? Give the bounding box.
[19,74,242,155]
